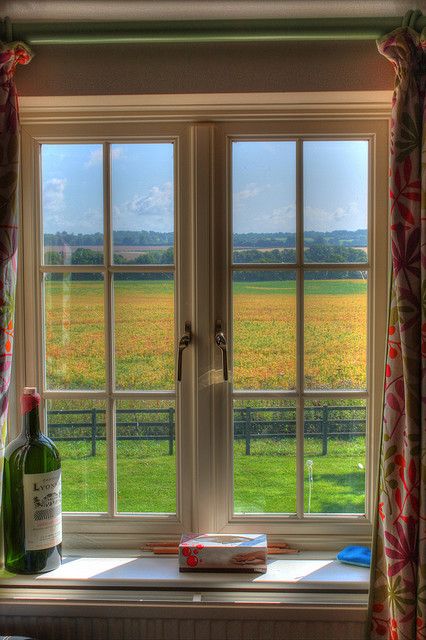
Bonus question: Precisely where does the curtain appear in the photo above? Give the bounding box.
[368,26,426,640]
[0,42,32,497]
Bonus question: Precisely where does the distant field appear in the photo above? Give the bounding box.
[45,278,367,391]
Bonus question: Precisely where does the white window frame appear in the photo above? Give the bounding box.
[16,92,391,549]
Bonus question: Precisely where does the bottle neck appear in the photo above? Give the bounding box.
[22,406,41,438]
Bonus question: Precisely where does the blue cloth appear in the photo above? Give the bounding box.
[336,545,371,567]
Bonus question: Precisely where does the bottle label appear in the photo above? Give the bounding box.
[23,469,62,551]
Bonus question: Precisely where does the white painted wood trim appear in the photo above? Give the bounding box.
[210,117,388,541]
[19,92,392,123]
[0,552,370,591]
[16,92,390,549]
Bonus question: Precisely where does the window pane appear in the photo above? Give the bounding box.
[304,272,367,390]
[116,400,176,513]
[304,140,368,263]
[233,272,296,390]
[46,400,108,512]
[44,274,105,390]
[234,400,296,514]
[304,400,366,514]
[114,274,174,390]
[42,144,104,265]
[111,143,174,264]
[232,141,296,261]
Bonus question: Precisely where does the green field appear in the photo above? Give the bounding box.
[55,437,365,515]
[45,278,367,514]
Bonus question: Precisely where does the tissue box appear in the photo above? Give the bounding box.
[179,533,267,573]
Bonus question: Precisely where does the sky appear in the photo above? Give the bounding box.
[41,140,368,236]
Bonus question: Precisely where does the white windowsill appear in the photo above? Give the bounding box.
[0,551,369,601]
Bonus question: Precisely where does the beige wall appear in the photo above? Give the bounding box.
[16,40,394,95]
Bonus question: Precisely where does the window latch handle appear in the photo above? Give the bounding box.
[177,321,192,382]
[215,321,228,381]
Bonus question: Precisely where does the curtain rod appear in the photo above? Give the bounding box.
[1,16,425,45]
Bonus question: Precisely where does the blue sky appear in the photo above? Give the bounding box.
[42,140,368,235]
[232,140,368,234]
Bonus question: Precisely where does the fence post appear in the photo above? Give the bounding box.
[91,408,97,457]
[245,407,251,456]
[168,408,174,455]
[322,405,328,456]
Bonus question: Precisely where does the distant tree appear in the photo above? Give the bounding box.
[71,248,103,265]
[44,251,63,265]
[233,248,296,263]
[304,245,367,263]
[45,228,367,250]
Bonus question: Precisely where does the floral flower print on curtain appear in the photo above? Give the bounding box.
[368,27,426,640]
[0,41,32,494]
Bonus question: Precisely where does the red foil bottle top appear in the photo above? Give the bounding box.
[21,387,41,415]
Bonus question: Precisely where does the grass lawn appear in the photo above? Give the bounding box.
[56,437,365,515]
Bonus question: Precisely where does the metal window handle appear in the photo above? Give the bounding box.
[177,321,192,382]
[215,321,228,381]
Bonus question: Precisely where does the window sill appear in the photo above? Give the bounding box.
[0,551,369,604]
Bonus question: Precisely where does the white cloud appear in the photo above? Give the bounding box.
[234,204,296,234]
[70,207,103,233]
[43,177,67,216]
[235,182,274,204]
[112,146,124,161]
[234,200,366,234]
[305,201,366,232]
[85,147,103,168]
[235,183,262,202]
[270,205,296,223]
[42,178,104,233]
[85,146,124,168]
[113,182,173,232]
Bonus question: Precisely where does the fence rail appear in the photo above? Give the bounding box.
[47,405,365,457]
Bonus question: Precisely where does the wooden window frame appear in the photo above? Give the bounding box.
[15,92,390,549]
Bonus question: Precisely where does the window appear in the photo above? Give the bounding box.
[41,141,177,516]
[18,94,389,547]
[229,139,368,516]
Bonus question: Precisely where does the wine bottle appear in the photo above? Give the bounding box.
[3,387,62,574]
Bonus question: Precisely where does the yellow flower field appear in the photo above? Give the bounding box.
[45,278,367,391]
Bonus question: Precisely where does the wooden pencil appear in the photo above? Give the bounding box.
[143,540,178,549]
[143,540,292,550]
[147,546,300,556]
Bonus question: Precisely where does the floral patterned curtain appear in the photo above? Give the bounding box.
[368,25,426,640]
[0,42,32,498]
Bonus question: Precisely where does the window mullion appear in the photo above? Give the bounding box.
[296,138,304,520]
[103,141,117,517]
[192,123,217,532]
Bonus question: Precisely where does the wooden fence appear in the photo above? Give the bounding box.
[48,405,365,457]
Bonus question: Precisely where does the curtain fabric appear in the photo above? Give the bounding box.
[368,28,426,640]
[0,42,32,494]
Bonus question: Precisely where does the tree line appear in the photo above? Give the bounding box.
[44,229,367,249]
[45,245,367,281]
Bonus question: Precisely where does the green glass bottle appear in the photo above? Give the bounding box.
[3,387,62,574]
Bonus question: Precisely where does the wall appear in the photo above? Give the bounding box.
[0,600,367,640]
[16,40,394,96]
[11,37,384,640]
